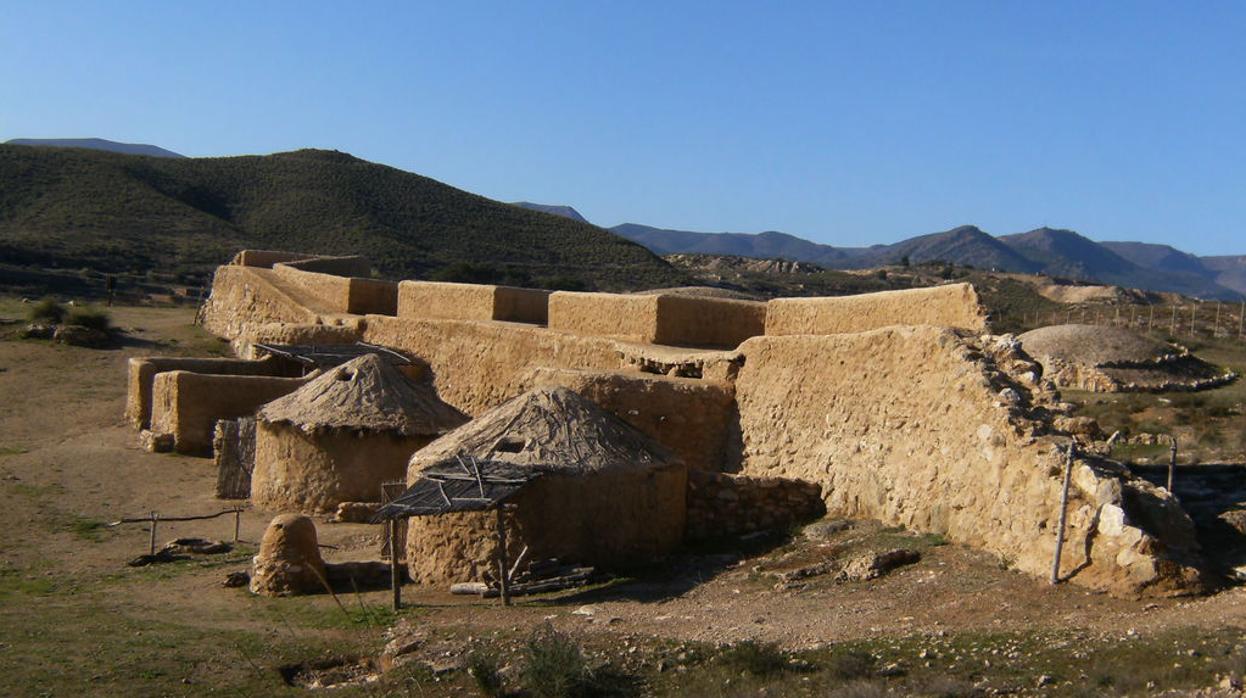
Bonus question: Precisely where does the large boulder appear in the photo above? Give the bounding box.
[250,514,328,596]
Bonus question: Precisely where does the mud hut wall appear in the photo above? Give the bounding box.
[126,356,297,429]
[362,315,625,415]
[149,371,312,454]
[733,329,1202,596]
[764,283,988,336]
[200,266,321,341]
[231,250,319,268]
[547,292,659,343]
[405,464,687,586]
[251,423,429,514]
[512,367,736,471]
[652,295,767,349]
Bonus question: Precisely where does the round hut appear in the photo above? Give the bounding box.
[402,387,687,586]
[251,353,467,513]
[1018,324,1234,392]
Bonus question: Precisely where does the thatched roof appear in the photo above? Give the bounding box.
[258,353,466,436]
[409,387,680,475]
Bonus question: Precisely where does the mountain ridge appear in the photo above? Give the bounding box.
[5,137,186,158]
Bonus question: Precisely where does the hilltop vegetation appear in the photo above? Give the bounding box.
[0,145,684,292]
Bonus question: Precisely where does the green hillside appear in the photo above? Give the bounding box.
[0,145,684,292]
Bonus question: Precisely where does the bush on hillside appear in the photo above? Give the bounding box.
[65,306,111,332]
[28,298,66,324]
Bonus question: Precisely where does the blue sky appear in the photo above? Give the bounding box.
[3,2,1244,254]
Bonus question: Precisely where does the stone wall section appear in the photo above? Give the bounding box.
[685,470,825,541]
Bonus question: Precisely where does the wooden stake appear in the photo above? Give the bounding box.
[1050,443,1076,586]
[1148,304,1155,331]
[1191,303,1197,335]
[1171,305,1178,334]
[1168,438,1178,501]
[233,508,241,543]
[495,506,512,606]
[149,512,159,555]
[389,520,401,611]
[1214,302,1222,337]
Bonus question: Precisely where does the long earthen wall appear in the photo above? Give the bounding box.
[149,371,313,454]
[733,327,1204,596]
[397,281,549,324]
[126,356,299,429]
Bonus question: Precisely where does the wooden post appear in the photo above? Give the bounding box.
[1214,302,1222,337]
[1171,305,1178,334]
[1168,438,1178,501]
[389,519,401,611]
[149,512,159,555]
[1050,443,1076,585]
[1148,304,1155,331]
[1115,306,1120,326]
[495,506,511,607]
[233,508,241,543]
[1191,302,1197,336]
[1240,301,1245,339]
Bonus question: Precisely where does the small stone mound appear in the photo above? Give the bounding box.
[1018,324,1170,366]
[250,514,327,596]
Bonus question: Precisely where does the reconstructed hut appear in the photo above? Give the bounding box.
[396,387,687,586]
[1018,324,1236,392]
[251,353,466,513]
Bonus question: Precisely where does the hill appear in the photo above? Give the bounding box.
[850,225,1040,272]
[0,145,683,292]
[510,201,589,223]
[5,137,185,158]
[612,223,862,265]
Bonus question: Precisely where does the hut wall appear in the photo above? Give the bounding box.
[513,367,735,471]
[362,315,623,415]
[149,371,312,454]
[200,266,321,341]
[397,281,550,324]
[733,327,1205,597]
[251,423,430,513]
[653,295,767,349]
[405,464,687,586]
[126,356,298,429]
[764,283,988,336]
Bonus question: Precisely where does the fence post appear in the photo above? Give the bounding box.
[233,508,241,543]
[149,512,159,555]
[1171,305,1178,334]
[1214,302,1221,338]
[1050,443,1076,585]
[389,520,402,611]
[1168,438,1178,501]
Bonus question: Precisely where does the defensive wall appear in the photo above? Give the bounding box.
[397,281,550,324]
[149,371,314,454]
[189,252,1210,596]
[126,355,301,430]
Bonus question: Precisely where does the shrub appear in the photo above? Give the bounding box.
[28,298,65,324]
[827,648,875,680]
[65,307,111,332]
[467,648,504,697]
[523,625,593,698]
[720,640,787,677]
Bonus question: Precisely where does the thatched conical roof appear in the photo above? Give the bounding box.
[409,387,679,475]
[258,353,466,436]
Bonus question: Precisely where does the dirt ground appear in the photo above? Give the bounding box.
[3,299,1246,696]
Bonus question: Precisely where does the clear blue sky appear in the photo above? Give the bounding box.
[4,2,1244,254]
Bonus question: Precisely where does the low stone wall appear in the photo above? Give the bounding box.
[396,281,549,324]
[733,327,1206,596]
[765,283,988,336]
[126,355,297,429]
[685,470,825,541]
[513,367,736,471]
[548,292,767,348]
[149,371,313,455]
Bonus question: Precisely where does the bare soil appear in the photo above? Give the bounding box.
[3,299,1246,696]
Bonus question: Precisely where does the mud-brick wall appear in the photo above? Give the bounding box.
[200,266,320,341]
[548,292,766,348]
[685,470,825,541]
[149,371,312,455]
[126,356,298,429]
[733,327,1205,597]
[397,281,549,324]
[765,283,988,336]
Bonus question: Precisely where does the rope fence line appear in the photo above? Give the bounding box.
[108,507,338,555]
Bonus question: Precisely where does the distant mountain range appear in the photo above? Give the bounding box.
[5,137,186,158]
[595,218,1245,300]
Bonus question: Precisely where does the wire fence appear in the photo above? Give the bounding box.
[1005,300,1246,342]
